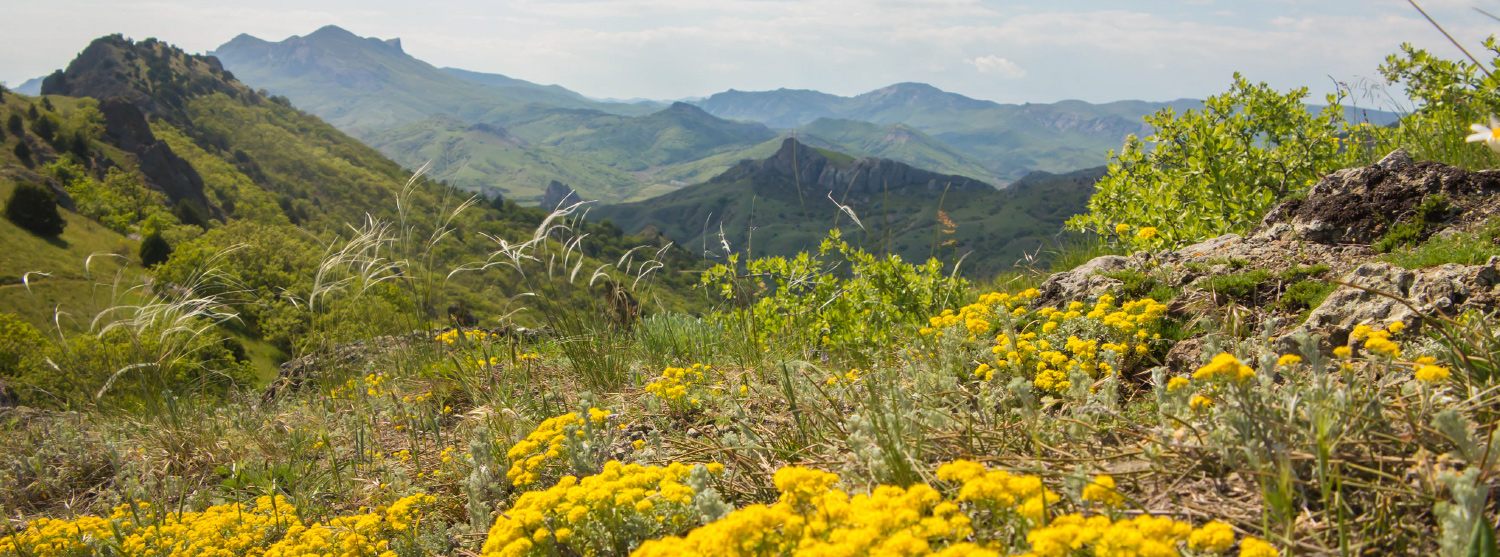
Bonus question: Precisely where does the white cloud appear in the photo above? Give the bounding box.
[2,0,1496,104]
[966,55,1025,78]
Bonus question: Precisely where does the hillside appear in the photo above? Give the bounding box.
[361,115,650,203]
[5,34,703,364]
[210,25,654,130]
[694,84,1402,181]
[593,138,1099,277]
[794,118,1006,186]
[210,26,786,202]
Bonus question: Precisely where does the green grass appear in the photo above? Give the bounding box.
[1382,218,1500,269]
[0,179,146,332]
[1275,279,1337,318]
[1201,269,1271,301]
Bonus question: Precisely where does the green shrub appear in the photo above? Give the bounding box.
[0,313,48,381]
[12,140,31,166]
[139,231,172,267]
[1377,42,1500,170]
[1277,280,1337,317]
[702,229,967,363]
[1201,269,1271,301]
[1067,74,1357,250]
[5,180,66,236]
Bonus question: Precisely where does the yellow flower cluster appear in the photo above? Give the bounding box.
[826,367,867,386]
[1192,353,1255,383]
[437,328,494,344]
[1337,322,1454,384]
[507,411,584,487]
[645,363,712,405]
[1350,323,1401,359]
[975,295,1165,393]
[1021,513,1191,557]
[1080,475,1124,507]
[482,461,723,557]
[922,290,1040,337]
[634,465,983,557]
[265,494,434,557]
[0,513,114,557]
[936,460,1058,523]
[331,373,393,399]
[0,495,434,557]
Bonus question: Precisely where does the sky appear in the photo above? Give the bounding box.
[2,0,1497,105]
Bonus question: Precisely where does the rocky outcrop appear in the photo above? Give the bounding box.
[1282,259,1500,351]
[1255,149,1500,245]
[713,138,989,194]
[43,34,245,116]
[541,180,578,211]
[1035,151,1500,356]
[98,98,218,216]
[1038,255,1130,306]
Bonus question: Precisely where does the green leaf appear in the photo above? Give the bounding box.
[1470,518,1499,557]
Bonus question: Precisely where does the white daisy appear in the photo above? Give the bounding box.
[1467,115,1500,154]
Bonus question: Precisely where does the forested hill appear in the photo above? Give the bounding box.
[593,138,1101,278]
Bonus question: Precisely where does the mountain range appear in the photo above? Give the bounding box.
[204,26,1183,202]
[593,138,1100,276]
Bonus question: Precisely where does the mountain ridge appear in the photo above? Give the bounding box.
[593,138,1099,276]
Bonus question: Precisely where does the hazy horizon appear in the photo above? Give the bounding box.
[3,0,1497,107]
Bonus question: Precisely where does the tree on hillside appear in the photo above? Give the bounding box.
[139,231,172,267]
[40,98,54,112]
[30,115,56,146]
[6,114,21,135]
[5,181,67,236]
[25,105,37,122]
[13,141,31,167]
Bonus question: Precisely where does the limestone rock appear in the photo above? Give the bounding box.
[1282,258,1500,352]
[1036,255,1132,306]
[1254,151,1500,244]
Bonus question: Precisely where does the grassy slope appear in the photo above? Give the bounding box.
[2,36,709,371]
[362,115,648,204]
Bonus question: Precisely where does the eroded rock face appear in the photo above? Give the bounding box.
[1254,149,1500,245]
[1036,255,1130,307]
[1284,258,1500,351]
[98,98,219,217]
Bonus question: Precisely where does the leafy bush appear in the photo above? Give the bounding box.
[1377,41,1500,170]
[12,140,31,166]
[46,161,175,234]
[702,229,967,363]
[5,180,66,236]
[0,313,49,391]
[139,230,172,267]
[1068,74,1356,250]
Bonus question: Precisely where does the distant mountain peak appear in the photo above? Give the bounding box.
[716,137,988,194]
[306,25,358,40]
